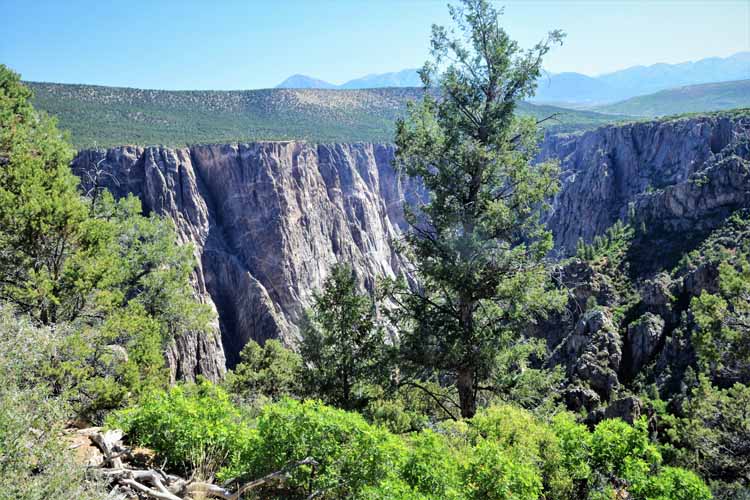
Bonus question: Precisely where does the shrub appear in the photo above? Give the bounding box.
[590,418,661,477]
[252,399,403,497]
[399,430,462,499]
[365,397,428,434]
[469,405,570,497]
[0,386,108,499]
[463,439,543,500]
[110,381,258,479]
[551,412,593,496]
[360,477,431,500]
[628,466,712,500]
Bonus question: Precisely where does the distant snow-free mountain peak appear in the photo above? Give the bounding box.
[275,74,336,89]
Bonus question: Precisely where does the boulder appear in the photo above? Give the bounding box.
[627,313,665,375]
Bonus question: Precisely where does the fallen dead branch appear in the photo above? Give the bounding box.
[82,427,318,499]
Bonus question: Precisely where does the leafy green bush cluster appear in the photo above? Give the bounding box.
[115,381,711,499]
[109,381,258,479]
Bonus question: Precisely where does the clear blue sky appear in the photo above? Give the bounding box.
[1,0,748,90]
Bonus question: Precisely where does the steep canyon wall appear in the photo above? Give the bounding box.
[73,113,750,379]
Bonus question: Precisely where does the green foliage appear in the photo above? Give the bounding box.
[390,0,566,419]
[667,376,750,494]
[487,337,564,412]
[691,252,750,372]
[0,306,106,499]
[590,418,661,477]
[110,381,258,479]
[469,405,580,499]
[0,65,213,419]
[463,439,543,500]
[301,264,388,410]
[226,338,303,401]
[399,430,462,499]
[364,397,429,434]
[253,399,403,498]
[677,211,750,272]
[0,386,108,499]
[575,219,634,268]
[0,65,87,325]
[551,413,593,486]
[627,466,712,500]
[111,376,715,500]
[25,81,626,149]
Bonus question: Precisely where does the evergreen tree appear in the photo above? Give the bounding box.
[0,65,88,324]
[227,339,302,401]
[0,65,212,416]
[391,0,565,418]
[300,264,387,410]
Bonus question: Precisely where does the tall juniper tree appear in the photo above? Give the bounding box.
[392,0,565,418]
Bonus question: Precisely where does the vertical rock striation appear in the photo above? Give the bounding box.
[73,142,421,372]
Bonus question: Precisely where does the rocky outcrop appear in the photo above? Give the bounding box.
[540,113,750,257]
[73,143,421,372]
[550,308,622,400]
[626,313,665,376]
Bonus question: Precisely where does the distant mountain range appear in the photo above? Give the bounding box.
[537,52,750,105]
[594,79,750,117]
[278,52,750,105]
[276,69,422,90]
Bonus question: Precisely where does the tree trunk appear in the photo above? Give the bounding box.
[457,366,476,418]
[456,285,477,418]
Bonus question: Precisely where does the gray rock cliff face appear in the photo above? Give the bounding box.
[72,113,750,381]
[73,142,420,372]
[539,114,750,255]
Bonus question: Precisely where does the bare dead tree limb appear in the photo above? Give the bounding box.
[232,457,318,499]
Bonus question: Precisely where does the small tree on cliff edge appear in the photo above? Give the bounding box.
[391,0,566,418]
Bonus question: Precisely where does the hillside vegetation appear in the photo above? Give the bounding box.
[3,0,749,497]
[27,81,626,148]
[595,79,750,117]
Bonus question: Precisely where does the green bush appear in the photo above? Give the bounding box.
[252,398,403,497]
[591,418,661,477]
[110,381,716,500]
[628,466,712,500]
[110,381,258,479]
[463,439,542,500]
[365,397,428,434]
[469,405,572,498]
[551,412,593,496]
[399,430,461,499]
